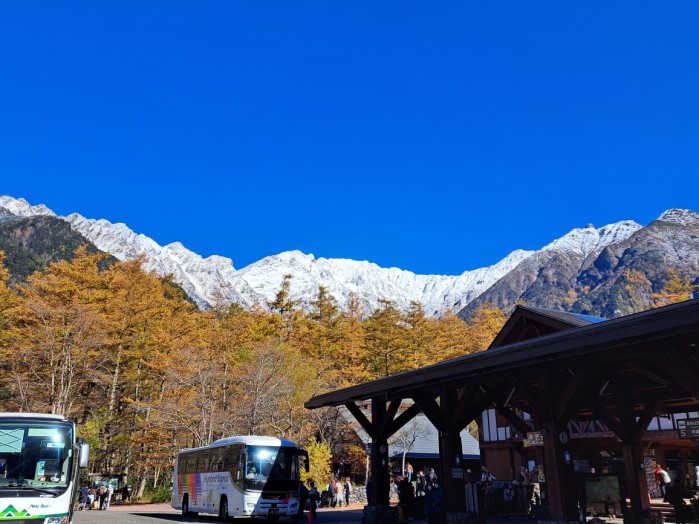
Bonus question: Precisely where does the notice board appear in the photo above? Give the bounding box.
[585,476,620,502]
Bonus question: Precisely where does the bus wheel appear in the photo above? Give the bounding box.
[219,496,229,522]
[182,495,198,517]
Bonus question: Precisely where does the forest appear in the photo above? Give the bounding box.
[0,247,693,499]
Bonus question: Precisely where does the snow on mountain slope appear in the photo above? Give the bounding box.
[0,196,56,218]
[0,195,660,316]
[64,209,533,315]
[540,221,643,260]
[236,248,534,316]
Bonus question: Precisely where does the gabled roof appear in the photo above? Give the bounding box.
[341,408,479,460]
[488,305,606,349]
[389,416,480,460]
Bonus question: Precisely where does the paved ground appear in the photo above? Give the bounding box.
[71,502,636,524]
[72,502,385,524]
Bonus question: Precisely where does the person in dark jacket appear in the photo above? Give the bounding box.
[299,480,309,519]
[308,481,320,524]
[667,484,687,524]
[78,485,89,511]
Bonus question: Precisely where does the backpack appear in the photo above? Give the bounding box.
[661,470,671,484]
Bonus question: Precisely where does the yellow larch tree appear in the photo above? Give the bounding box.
[363,299,411,379]
[12,246,111,416]
[652,269,698,307]
[0,252,21,408]
[428,310,471,362]
[464,303,507,352]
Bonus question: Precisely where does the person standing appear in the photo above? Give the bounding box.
[78,485,89,511]
[405,462,414,482]
[416,470,426,497]
[343,477,352,507]
[655,464,671,500]
[334,479,342,507]
[427,467,438,488]
[308,481,319,524]
[328,478,338,508]
[666,484,687,524]
[398,475,415,521]
[104,483,113,510]
[431,481,445,524]
[299,480,309,519]
[98,484,107,510]
[695,464,699,489]
[424,483,435,524]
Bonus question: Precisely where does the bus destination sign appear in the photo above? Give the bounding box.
[677,418,699,439]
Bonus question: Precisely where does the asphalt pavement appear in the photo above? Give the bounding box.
[72,501,404,524]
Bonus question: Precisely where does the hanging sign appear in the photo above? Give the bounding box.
[677,418,699,439]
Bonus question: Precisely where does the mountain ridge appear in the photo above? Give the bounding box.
[1,195,696,317]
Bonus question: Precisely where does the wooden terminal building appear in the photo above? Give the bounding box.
[305,299,699,523]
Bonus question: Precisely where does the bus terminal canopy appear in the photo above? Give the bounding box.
[304,299,699,523]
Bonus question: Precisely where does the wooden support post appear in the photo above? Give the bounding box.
[540,421,578,521]
[538,369,579,523]
[621,442,650,521]
[368,398,391,507]
[619,404,654,523]
[437,387,467,514]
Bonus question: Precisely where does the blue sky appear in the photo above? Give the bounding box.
[1,2,698,275]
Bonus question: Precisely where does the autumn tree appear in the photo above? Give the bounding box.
[228,339,305,436]
[618,269,653,314]
[363,300,410,378]
[127,293,203,498]
[11,246,111,416]
[464,303,507,352]
[404,302,433,369]
[652,269,698,307]
[428,311,471,362]
[0,252,20,406]
[301,437,333,488]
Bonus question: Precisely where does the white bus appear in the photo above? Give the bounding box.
[171,435,308,522]
[0,412,89,524]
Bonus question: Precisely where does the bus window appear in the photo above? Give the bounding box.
[197,451,210,473]
[223,446,238,472]
[211,448,224,472]
[223,445,243,486]
[185,452,197,474]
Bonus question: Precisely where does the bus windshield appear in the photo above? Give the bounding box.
[0,420,73,490]
[244,445,299,489]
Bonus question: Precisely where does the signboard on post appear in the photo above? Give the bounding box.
[677,418,699,439]
[525,431,544,447]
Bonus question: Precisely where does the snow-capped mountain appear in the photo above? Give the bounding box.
[459,208,699,319]
[1,195,695,318]
[0,195,536,315]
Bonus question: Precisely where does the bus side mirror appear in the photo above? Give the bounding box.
[79,443,90,468]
